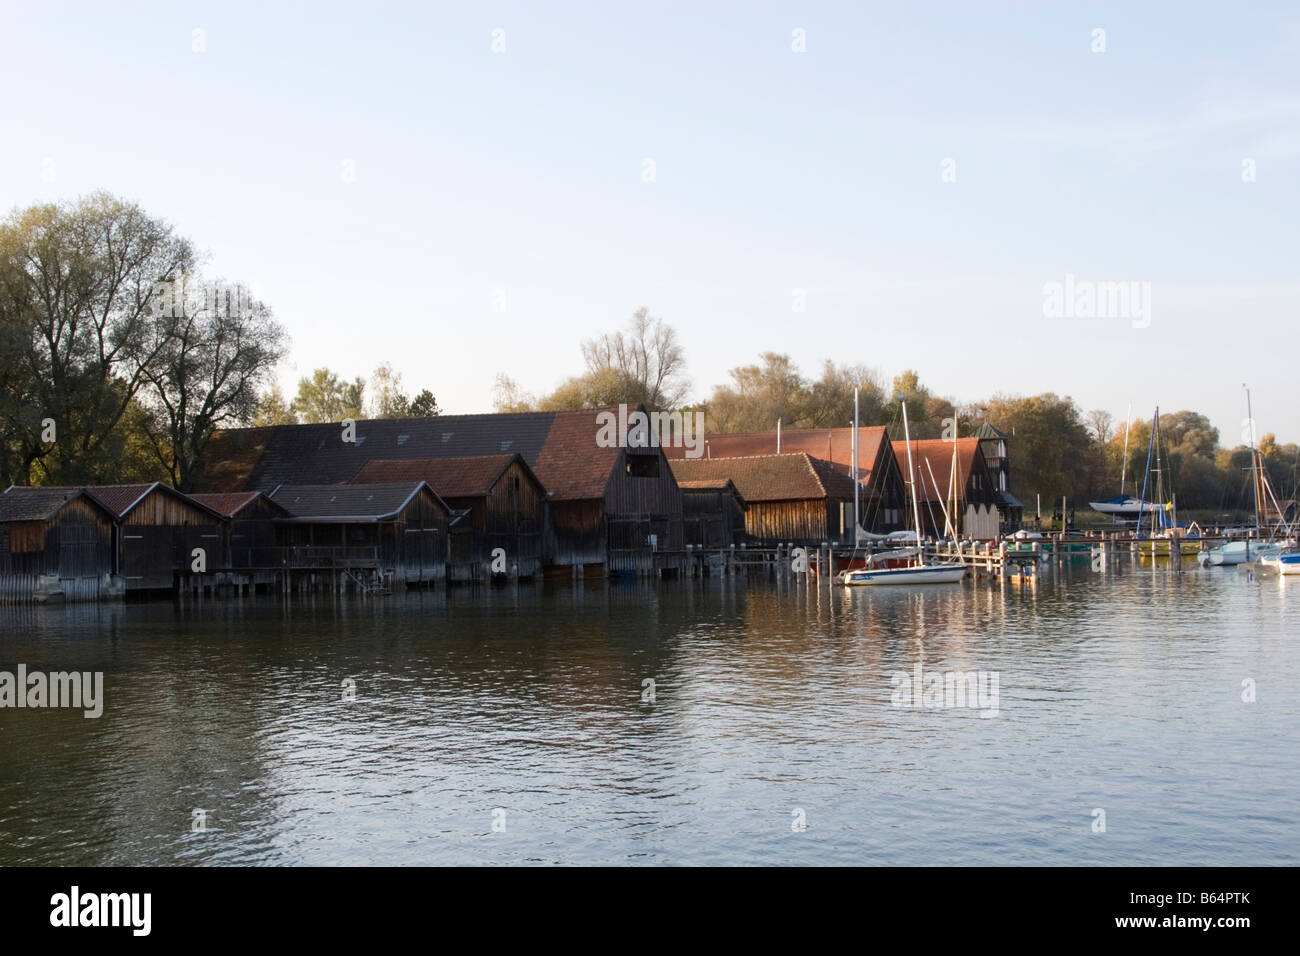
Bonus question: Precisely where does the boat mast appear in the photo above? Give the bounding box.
[949,418,959,539]
[1136,407,1156,538]
[1245,384,1263,535]
[1153,407,1166,532]
[901,399,925,567]
[853,384,859,543]
[1119,403,1132,496]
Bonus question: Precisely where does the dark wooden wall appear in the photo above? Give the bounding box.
[119,491,224,590]
[446,459,545,580]
[743,498,839,546]
[0,498,114,579]
[604,450,684,572]
[682,490,746,549]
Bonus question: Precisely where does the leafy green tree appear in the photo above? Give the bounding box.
[0,192,195,485]
[407,389,440,417]
[292,368,365,423]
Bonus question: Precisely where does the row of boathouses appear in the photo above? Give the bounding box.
[0,406,1022,602]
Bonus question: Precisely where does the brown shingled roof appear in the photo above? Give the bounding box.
[664,426,891,479]
[668,453,850,503]
[531,408,624,500]
[351,454,529,498]
[891,438,983,503]
[0,487,113,523]
[189,491,288,518]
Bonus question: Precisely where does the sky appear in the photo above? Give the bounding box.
[2,1,1297,446]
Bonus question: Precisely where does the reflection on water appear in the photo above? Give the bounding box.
[1,562,1296,865]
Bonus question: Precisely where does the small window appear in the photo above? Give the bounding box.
[626,455,659,479]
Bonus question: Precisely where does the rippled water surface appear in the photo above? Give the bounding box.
[1,562,1296,865]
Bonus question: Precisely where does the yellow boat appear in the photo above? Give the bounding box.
[1136,537,1202,558]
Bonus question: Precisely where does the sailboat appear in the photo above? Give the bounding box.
[1134,407,1199,558]
[844,399,966,586]
[1203,387,1297,567]
[1089,406,1159,518]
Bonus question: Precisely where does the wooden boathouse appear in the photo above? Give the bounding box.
[0,487,119,603]
[200,405,685,576]
[351,454,545,581]
[268,481,450,588]
[891,438,1001,539]
[678,478,747,549]
[189,491,291,587]
[68,483,226,593]
[663,426,906,533]
[669,453,857,546]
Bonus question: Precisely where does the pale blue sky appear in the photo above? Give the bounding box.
[3,1,1297,443]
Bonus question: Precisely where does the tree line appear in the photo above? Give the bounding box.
[0,194,441,491]
[4,194,1293,510]
[490,314,1299,514]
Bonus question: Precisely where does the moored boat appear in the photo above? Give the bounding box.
[1260,552,1300,576]
[844,398,965,587]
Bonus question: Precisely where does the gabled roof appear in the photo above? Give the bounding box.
[200,408,636,501]
[668,453,851,503]
[971,422,1009,441]
[0,486,114,523]
[532,408,624,500]
[677,478,746,506]
[200,413,557,492]
[891,438,984,503]
[35,483,224,521]
[351,454,539,499]
[269,482,448,521]
[189,491,290,518]
[663,426,892,482]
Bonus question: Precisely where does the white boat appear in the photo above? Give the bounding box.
[1088,495,1160,517]
[1205,388,1297,568]
[1198,540,1284,567]
[845,399,965,587]
[843,564,967,585]
[1260,552,1300,575]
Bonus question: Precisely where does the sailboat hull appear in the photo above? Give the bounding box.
[1261,553,1300,575]
[843,565,967,586]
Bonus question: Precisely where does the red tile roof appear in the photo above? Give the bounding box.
[189,491,285,518]
[351,454,526,498]
[668,453,851,503]
[531,408,624,500]
[891,438,983,503]
[664,426,891,479]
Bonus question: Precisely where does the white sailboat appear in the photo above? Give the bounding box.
[1201,387,1293,567]
[844,399,966,586]
[1089,405,1160,518]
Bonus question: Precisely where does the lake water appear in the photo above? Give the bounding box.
[1,561,1295,866]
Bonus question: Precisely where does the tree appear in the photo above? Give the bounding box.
[407,389,440,417]
[367,362,410,418]
[292,368,365,423]
[580,307,689,409]
[802,362,885,429]
[538,366,638,411]
[706,352,807,433]
[889,370,953,439]
[492,373,536,413]
[138,278,287,489]
[1086,409,1114,445]
[0,192,195,484]
[975,393,1101,503]
[254,383,297,426]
